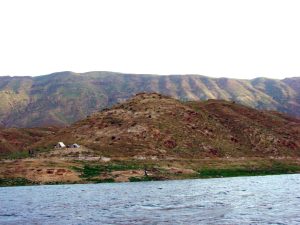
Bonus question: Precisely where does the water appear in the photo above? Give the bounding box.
[0,174,300,225]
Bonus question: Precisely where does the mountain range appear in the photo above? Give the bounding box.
[0,71,299,128]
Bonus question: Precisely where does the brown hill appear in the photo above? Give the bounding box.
[0,127,57,155]
[34,93,300,158]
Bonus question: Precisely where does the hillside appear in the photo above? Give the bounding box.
[1,93,300,186]
[0,71,299,128]
[35,93,300,157]
[0,127,57,155]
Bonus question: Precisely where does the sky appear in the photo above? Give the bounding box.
[0,0,300,79]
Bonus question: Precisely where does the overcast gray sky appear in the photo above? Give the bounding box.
[0,0,299,79]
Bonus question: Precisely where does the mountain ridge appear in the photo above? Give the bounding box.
[2,70,299,80]
[0,71,299,128]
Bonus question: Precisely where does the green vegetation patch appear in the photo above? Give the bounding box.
[1,151,30,160]
[33,145,53,154]
[198,162,300,178]
[0,177,36,187]
[71,163,142,178]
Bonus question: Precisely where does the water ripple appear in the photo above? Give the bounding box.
[0,174,300,224]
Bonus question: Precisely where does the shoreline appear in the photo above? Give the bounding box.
[1,157,300,187]
[1,172,300,187]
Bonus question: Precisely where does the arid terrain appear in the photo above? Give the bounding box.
[0,127,57,155]
[1,93,300,186]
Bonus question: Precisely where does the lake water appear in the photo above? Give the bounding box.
[0,174,300,225]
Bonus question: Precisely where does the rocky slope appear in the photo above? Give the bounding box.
[0,71,299,127]
[34,93,300,158]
